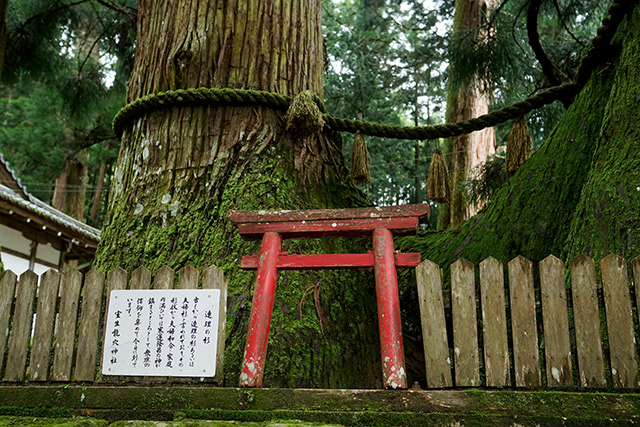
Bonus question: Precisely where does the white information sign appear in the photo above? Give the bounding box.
[102,289,220,377]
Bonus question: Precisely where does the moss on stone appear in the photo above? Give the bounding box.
[0,417,108,426]
[1,386,639,422]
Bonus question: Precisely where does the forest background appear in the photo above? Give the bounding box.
[0,0,608,229]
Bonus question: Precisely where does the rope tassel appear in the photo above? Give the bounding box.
[351,131,370,184]
[506,115,532,173]
[284,90,325,140]
[427,148,452,204]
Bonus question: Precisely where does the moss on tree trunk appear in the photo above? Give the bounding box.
[399,4,640,282]
[96,0,381,388]
[565,10,640,261]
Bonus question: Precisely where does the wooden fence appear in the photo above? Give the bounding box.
[417,254,640,389]
[0,254,639,390]
[0,265,227,384]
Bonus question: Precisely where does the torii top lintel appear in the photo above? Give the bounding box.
[228,203,430,240]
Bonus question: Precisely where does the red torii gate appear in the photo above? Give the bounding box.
[229,203,429,389]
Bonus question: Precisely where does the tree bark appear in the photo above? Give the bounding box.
[90,163,106,222]
[439,0,497,229]
[52,157,88,221]
[52,170,68,211]
[96,0,380,388]
[63,157,88,221]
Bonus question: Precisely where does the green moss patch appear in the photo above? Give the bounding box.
[0,416,107,426]
[0,386,639,425]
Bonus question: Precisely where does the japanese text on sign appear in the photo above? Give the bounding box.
[102,289,220,377]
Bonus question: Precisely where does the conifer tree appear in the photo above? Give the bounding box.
[439,0,497,229]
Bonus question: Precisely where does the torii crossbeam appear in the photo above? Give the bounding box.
[229,203,429,389]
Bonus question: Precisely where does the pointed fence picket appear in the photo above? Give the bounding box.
[601,255,638,388]
[450,258,480,387]
[569,255,606,388]
[478,257,511,387]
[29,270,60,381]
[0,271,16,373]
[51,270,82,381]
[415,254,640,390]
[74,268,105,381]
[4,271,37,381]
[416,260,451,388]
[0,264,227,385]
[508,256,540,387]
[539,256,572,387]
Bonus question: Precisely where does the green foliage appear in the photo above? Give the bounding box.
[322,0,611,211]
[0,83,67,189]
[1,0,613,224]
[450,0,607,147]
[323,0,451,209]
[0,0,136,225]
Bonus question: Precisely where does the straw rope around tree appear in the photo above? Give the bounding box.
[112,0,634,146]
[113,81,579,141]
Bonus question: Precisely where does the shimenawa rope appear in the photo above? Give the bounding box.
[113,0,633,141]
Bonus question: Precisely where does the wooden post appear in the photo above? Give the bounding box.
[569,255,606,388]
[451,258,479,387]
[29,270,61,381]
[601,254,638,388]
[539,255,573,387]
[0,271,17,373]
[239,231,282,387]
[508,256,540,387]
[4,270,38,381]
[74,268,106,381]
[373,228,407,389]
[416,259,452,388]
[52,270,83,381]
[98,267,127,383]
[479,257,511,387]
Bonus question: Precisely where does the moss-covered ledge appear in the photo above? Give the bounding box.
[0,386,638,425]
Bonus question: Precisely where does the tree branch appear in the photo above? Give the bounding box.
[552,0,586,48]
[93,0,137,19]
[22,0,90,30]
[526,0,571,86]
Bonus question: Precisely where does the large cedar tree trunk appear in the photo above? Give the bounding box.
[439,0,497,229]
[96,0,382,388]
